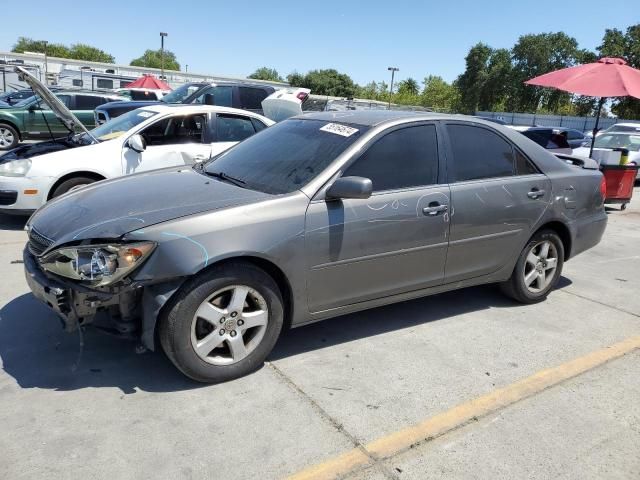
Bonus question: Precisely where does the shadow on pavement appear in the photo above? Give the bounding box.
[0,213,28,231]
[0,277,573,393]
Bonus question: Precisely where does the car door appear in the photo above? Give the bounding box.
[121,113,212,174]
[211,113,264,156]
[305,122,450,312]
[442,122,551,283]
[24,94,71,138]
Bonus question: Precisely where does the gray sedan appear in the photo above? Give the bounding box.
[23,111,607,382]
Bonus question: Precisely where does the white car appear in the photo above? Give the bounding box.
[573,132,640,179]
[0,69,274,215]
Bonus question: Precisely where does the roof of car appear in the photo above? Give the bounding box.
[296,110,463,126]
[139,103,272,119]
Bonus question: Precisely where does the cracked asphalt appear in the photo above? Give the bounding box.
[0,188,639,480]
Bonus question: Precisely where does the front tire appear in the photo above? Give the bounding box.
[501,230,564,304]
[0,123,19,150]
[51,176,97,198]
[159,262,284,383]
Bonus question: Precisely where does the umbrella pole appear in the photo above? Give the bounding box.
[589,97,605,158]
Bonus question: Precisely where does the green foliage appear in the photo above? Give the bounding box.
[455,43,492,113]
[248,67,283,82]
[130,49,180,71]
[288,69,356,97]
[397,78,419,96]
[421,76,459,111]
[12,37,114,63]
[599,25,640,119]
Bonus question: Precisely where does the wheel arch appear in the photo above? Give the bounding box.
[533,220,572,260]
[0,119,22,140]
[196,255,294,331]
[47,171,107,200]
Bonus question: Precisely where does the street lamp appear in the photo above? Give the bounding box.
[387,67,399,110]
[43,40,48,84]
[160,32,168,80]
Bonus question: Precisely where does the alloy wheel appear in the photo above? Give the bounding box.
[523,240,558,293]
[190,285,269,365]
[0,127,14,148]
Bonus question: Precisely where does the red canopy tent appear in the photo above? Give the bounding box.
[525,57,640,157]
[124,74,172,91]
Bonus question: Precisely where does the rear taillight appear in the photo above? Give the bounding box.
[296,92,308,102]
[599,175,607,199]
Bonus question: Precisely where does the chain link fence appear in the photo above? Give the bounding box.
[476,111,640,131]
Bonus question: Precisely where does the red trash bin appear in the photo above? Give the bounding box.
[600,164,638,210]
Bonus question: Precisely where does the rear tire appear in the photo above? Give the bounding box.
[159,262,284,383]
[0,123,19,150]
[51,176,97,198]
[500,230,564,304]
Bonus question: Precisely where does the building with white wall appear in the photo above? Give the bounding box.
[0,51,286,92]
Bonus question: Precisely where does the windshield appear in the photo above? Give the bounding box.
[203,118,369,194]
[161,83,204,103]
[80,109,158,143]
[594,134,640,152]
[12,96,37,108]
[608,125,640,134]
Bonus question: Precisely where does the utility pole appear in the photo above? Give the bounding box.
[387,67,399,110]
[160,32,168,80]
[43,40,48,85]
[185,64,189,73]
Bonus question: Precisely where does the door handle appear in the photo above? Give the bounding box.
[527,189,545,199]
[423,204,448,216]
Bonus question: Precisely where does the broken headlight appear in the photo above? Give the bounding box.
[40,242,156,287]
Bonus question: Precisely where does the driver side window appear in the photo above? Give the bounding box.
[138,115,206,146]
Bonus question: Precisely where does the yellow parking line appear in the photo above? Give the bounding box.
[286,335,640,480]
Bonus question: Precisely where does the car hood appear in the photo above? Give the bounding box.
[29,166,271,246]
[0,137,79,161]
[15,66,94,138]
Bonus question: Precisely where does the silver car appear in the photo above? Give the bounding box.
[23,112,608,382]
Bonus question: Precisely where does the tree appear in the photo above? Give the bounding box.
[11,37,114,63]
[289,69,356,97]
[479,48,512,111]
[420,75,459,112]
[397,78,419,96]
[510,32,580,112]
[248,67,283,82]
[599,24,640,119]
[455,43,492,113]
[287,71,305,87]
[130,49,180,71]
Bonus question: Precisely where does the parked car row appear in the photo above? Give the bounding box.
[0,68,273,214]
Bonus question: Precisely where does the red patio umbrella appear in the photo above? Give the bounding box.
[525,57,640,157]
[124,74,172,91]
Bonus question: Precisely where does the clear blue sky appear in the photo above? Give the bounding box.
[1,0,636,85]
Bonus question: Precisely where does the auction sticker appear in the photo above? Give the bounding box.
[320,123,359,137]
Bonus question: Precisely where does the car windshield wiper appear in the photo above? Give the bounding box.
[205,170,247,188]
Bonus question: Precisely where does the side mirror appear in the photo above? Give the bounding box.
[127,134,146,153]
[326,176,372,200]
[203,93,216,105]
[28,104,41,112]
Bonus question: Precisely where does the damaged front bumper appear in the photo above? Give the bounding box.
[23,248,141,333]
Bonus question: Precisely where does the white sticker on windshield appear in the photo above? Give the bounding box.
[137,111,154,118]
[320,123,359,137]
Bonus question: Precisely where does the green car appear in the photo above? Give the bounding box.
[0,90,126,149]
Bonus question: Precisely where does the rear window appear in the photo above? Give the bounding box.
[239,87,269,110]
[204,119,368,194]
[75,95,108,110]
